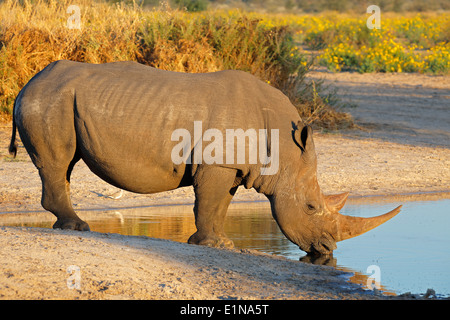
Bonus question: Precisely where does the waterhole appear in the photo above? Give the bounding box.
[1,194,449,297]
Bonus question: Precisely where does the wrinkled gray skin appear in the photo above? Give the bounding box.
[9,60,401,255]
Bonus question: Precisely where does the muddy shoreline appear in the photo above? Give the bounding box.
[1,71,449,300]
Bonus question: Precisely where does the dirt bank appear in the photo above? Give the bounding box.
[0,71,449,300]
[0,226,382,300]
[308,70,450,148]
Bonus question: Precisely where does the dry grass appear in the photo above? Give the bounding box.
[0,0,351,128]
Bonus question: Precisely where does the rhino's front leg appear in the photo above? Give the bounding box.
[188,166,237,248]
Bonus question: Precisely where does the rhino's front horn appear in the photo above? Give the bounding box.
[336,205,402,242]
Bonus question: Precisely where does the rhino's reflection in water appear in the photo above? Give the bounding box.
[2,195,449,297]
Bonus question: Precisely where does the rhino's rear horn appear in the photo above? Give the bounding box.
[325,192,349,212]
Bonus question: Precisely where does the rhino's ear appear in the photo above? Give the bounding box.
[294,121,315,154]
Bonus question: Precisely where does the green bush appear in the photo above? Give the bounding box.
[173,0,209,12]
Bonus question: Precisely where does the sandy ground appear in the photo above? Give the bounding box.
[0,226,379,300]
[309,70,450,148]
[0,71,449,300]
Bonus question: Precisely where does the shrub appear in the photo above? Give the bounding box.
[0,0,349,128]
[173,0,209,12]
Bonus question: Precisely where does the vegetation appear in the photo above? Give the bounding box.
[289,13,450,73]
[0,0,448,127]
[139,0,450,13]
[0,0,351,128]
[238,12,449,74]
[173,0,209,12]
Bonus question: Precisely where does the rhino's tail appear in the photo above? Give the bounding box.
[8,98,18,158]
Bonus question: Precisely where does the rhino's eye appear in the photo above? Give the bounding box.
[306,203,317,214]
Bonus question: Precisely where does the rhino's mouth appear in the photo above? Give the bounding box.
[300,234,337,256]
[309,242,335,256]
[311,239,337,255]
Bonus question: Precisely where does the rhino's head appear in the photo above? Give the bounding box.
[270,123,401,256]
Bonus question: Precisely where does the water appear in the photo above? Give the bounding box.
[333,198,450,297]
[1,196,449,297]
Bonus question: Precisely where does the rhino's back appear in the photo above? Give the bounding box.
[70,60,291,126]
[22,59,294,124]
[19,60,299,193]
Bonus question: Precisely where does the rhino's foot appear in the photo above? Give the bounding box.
[53,218,90,231]
[188,232,234,249]
[218,237,234,249]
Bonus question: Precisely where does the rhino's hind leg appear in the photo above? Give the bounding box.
[188,166,237,248]
[15,93,88,231]
[38,156,90,231]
